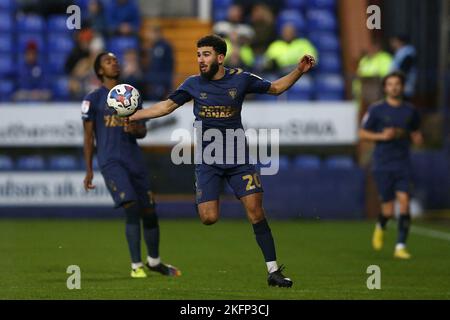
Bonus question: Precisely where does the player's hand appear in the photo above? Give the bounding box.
[297,54,316,74]
[380,127,396,141]
[84,170,95,191]
[123,119,140,133]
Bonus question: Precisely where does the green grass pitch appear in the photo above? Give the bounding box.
[0,218,449,299]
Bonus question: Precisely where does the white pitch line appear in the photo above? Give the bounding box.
[410,225,450,242]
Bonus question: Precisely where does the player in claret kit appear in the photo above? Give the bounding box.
[128,35,316,287]
[359,71,423,259]
[82,52,181,278]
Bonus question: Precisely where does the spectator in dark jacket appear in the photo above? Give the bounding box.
[141,25,174,101]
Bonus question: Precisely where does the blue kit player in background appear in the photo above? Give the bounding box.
[359,71,423,259]
[82,52,181,278]
[128,35,316,287]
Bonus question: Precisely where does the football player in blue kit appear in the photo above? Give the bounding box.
[129,35,316,287]
[359,71,423,259]
[82,52,181,278]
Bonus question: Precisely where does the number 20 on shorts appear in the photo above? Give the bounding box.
[242,173,262,191]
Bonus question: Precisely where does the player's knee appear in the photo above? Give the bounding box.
[199,210,219,225]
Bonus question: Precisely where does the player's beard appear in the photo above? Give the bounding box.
[200,61,219,80]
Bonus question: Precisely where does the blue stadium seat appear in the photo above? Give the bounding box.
[0,155,14,171]
[257,155,291,171]
[16,155,46,171]
[0,0,16,11]
[47,15,71,32]
[310,0,336,9]
[48,33,74,53]
[314,73,345,100]
[317,51,341,73]
[276,10,306,35]
[325,155,355,169]
[51,76,70,100]
[107,37,139,55]
[0,80,15,101]
[287,74,313,100]
[0,53,14,76]
[0,12,14,32]
[306,9,337,31]
[17,33,45,53]
[49,155,79,171]
[46,52,68,74]
[284,0,307,10]
[308,31,340,52]
[16,14,46,33]
[293,155,321,169]
[0,34,13,53]
[213,0,233,8]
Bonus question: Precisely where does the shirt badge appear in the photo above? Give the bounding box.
[200,92,208,99]
[228,88,237,100]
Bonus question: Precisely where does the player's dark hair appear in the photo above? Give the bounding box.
[197,34,227,56]
[94,51,110,81]
[382,71,406,88]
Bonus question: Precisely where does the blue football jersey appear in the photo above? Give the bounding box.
[362,100,420,171]
[81,86,147,168]
[168,68,272,165]
[168,68,271,131]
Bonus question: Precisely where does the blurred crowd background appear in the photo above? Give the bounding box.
[0,0,448,219]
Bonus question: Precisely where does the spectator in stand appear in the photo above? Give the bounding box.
[13,41,51,102]
[248,3,276,72]
[389,34,417,99]
[68,34,105,100]
[65,28,95,75]
[264,23,318,75]
[141,25,174,101]
[353,39,393,100]
[121,48,144,92]
[106,0,141,36]
[83,0,108,37]
[213,4,255,42]
[224,30,255,70]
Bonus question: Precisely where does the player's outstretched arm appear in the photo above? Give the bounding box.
[268,54,316,95]
[129,99,180,121]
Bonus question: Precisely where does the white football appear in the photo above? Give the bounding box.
[107,84,140,117]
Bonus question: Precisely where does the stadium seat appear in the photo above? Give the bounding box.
[46,52,68,74]
[0,12,14,32]
[16,14,46,33]
[49,155,79,171]
[47,15,71,33]
[284,0,307,10]
[0,54,14,76]
[314,73,345,100]
[276,10,306,35]
[0,34,14,53]
[17,33,45,53]
[51,76,70,100]
[324,155,355,169]
[293,155,321,169]
[48,33,74,53]
[16,155,46,171]
[308,31,340,52]
[0,0,16,11]
[0,80,15,101]
[107,37,139,55]
[0,155,14,171]
[310,0,336,9]
[306,9,338,31]
[317,52,341,73]
[286,74,314,100]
